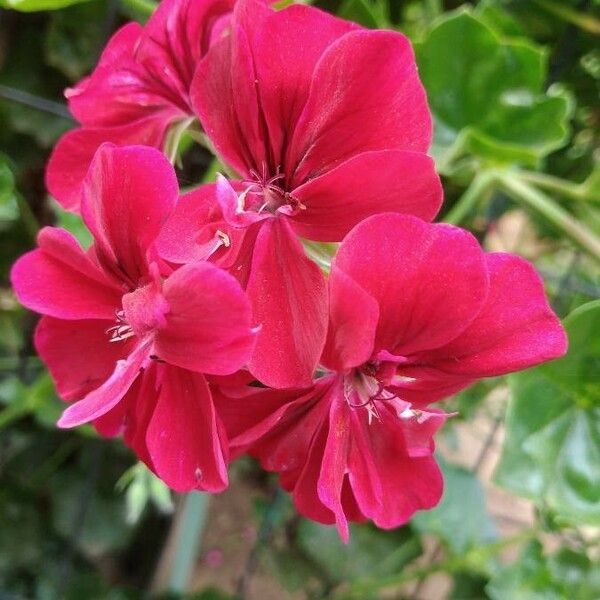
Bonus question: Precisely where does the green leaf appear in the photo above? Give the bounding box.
[0,0,92,12]
[486,541,600,600]
[412,458,497,554]
[296,520,422,584]
[476,0,527,38]
[416,9,570,170]
[52,473,133,556]
[44,1,107,81]
[494,300,600,526]
[338,0,388,28]
[487,540,562,600]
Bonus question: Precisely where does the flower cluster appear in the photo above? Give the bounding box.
[12,0,566,540]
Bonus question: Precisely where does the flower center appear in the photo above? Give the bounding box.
[242,164,305,215]
[343,360,414,424]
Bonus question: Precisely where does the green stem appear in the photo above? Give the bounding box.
[443,171,496,225]
[518,170,598,204]
[167,492,210,593]
[497,173,600,263]
[531,0,600,34]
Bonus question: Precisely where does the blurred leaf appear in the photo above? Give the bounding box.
[449,572,490,599]
[494,300,600,526]
[0,0,92,12]
[117,462,173,524]
[52,199,92,247]
[297,520,421,584]
[476,0,526,38]
[52,473,133,556]
[0,155,19,227]
[44,0,107,81]
[338,0,388,28]
[416,9,570,171]
[412,458,497,554]
[264,545,321,593]
[0,371,61,429]
[487,540,561,600]
[487,540,600,600]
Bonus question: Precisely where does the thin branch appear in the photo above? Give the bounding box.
[0,84,73,120]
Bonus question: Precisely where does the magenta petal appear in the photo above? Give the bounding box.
[246,218,328,388]
[321,266,379,373]
[317,392,352,542]
[289,30,432,185]
[291,425,337,527]
[333,214,489,356]
[46,118,173,212]
[192,20,265,177]
[66,23,151,127]
[157,261,255,375]
[250,3,357,168]
[136,0,235,103]
[156,184,220,264]
[145,366,228,492]
[420,253,568,377]
[81,144,179,284]
[292,151,442,241]
[57,339,151,428]
[10,227,122,320]
[351,407,443,528]
[35,317,131,401]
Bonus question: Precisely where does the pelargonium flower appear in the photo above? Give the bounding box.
[11,144,256,492]
[161,0,442,389]
[46,0,235,211]
[215,213,567,540]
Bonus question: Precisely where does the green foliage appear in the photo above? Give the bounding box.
[487,540,600,600]
[413,458,497,554]
[416,8,571,171]
[45,0,107,81]
[495,300,600,526]
[297,520,422,584]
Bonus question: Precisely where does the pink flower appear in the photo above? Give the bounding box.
[46,0,235,211]
[11,144,256,492]
[160,0,442,389]
[215,214,567,540]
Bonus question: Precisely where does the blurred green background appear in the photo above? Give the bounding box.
[0,1,599,599]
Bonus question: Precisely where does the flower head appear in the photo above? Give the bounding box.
[215,214,567,540]
[12,144,256,492]
[158,0,443,389]
[46,0,235,211]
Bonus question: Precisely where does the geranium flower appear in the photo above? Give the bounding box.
[46,0,235,211]
[11,144,256,492]
[162,0,442,389]
[215,214,567,540]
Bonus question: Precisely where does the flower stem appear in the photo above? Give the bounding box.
[443,171,496,225]
[518,169,600,204]
[497,173,600,263]
[531,0,600,35]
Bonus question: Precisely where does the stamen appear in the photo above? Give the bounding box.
[105,309,135,343]
[216,230,230,247]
